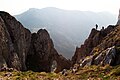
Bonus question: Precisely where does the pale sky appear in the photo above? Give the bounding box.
[0,0,120,15]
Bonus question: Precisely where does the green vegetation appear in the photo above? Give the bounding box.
[0,65,120,80]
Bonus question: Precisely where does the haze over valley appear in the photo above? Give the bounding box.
[15,7,116,59]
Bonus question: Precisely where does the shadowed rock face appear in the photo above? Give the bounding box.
[0,12,31,70]
[0,11,71,72]
[26,29,71,72]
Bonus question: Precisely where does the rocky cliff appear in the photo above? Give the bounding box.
[0,11,31,70]
[26,29,71,72]
[71,9,120,67]
[72,24,120,66]
[0,11,71,72]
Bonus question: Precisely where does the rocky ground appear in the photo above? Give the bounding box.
[0,65,120,80]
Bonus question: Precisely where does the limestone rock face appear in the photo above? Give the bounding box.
[80,46,120,67]
[72,25,120,67]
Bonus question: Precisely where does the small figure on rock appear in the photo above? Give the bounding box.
[95,24,98,30]
[101,26,104,31]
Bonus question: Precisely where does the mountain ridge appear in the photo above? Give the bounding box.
[72,24,120,67]
[15,7,116,59]
[1,9,120,79]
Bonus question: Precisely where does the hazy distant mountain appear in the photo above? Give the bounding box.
[15,7,116,59]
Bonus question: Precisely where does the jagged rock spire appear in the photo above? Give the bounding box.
[117,9,120,25]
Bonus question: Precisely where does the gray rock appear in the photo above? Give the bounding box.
[80,56,93,67]
[103,46,116,65]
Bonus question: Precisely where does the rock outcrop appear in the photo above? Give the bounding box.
[72,24,120,67]
[0,11,71,72]
[72,28,100,64]
[72,25,117,64]
[72,9,120,67]
[26,29,71,72]
[79,45,120,67]
[0,11,31,70]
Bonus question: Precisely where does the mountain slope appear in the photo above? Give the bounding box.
[0,11,71,72]
[72,24,120,67]
[15,7,116,59]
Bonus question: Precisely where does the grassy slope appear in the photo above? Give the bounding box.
[0,65,120,80]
